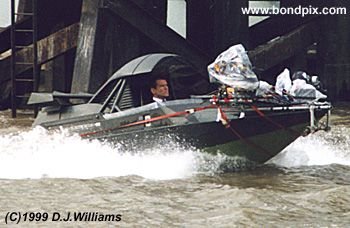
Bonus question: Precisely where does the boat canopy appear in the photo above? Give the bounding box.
[107,54,177,81]
[89,53,213,113]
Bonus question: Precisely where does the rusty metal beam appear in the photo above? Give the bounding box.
[248,20,320,72]
[249,15,320,48]
[103,0,210,75]
[0,23,79,85]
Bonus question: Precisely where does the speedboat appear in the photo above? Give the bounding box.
[28,49,331,164]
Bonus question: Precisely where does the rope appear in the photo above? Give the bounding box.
[226,121,274,157]
[216,104,274,157]
[251,105,300,136]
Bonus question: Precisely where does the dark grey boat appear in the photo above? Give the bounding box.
[29,53,331,164]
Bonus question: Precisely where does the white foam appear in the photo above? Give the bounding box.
[269,126,350,167]
[0,127,225,180]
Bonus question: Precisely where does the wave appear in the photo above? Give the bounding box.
[269,125,350,167]
[0,127,244,180]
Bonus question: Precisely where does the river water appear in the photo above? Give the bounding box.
[0,105,349,227]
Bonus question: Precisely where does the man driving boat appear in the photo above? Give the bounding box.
[150,77,169,103]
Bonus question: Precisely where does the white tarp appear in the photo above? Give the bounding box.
[275,68,292,96]
[290,79,327,99]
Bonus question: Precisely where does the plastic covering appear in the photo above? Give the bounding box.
[289,71,327,100]
[208,44,259,91]
[255,81,274,97]
[271,69,327,100]
[275,68,292,96]
[290,79,327,99]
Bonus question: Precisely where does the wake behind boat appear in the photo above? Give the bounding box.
[28,45,331,164]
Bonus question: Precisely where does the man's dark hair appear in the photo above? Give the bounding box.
[150,76,168,89]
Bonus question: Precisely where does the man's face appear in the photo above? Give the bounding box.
[151,79,169,99]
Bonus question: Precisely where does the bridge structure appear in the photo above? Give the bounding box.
[0,0,349,116]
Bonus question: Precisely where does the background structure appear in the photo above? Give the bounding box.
[0,0,349,111]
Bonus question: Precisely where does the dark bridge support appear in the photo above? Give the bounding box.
[71,0,104,94]
[71,0,209,94]
[187,0,249,59]
[280,0,350,101]
[248,20,320,78]
[102,0,210,75]
[319,1,350,101]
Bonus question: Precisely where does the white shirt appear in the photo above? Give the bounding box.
[153,97,166,103]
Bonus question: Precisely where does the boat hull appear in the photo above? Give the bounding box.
[80,108,326,164]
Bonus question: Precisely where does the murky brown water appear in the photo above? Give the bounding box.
[0,105,349,227]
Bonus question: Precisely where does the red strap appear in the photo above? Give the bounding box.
[251,105,265,117]
[227,124,273,156]
[251,105,299,136]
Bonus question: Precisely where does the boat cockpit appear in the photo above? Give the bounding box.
[88,54,213,114]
